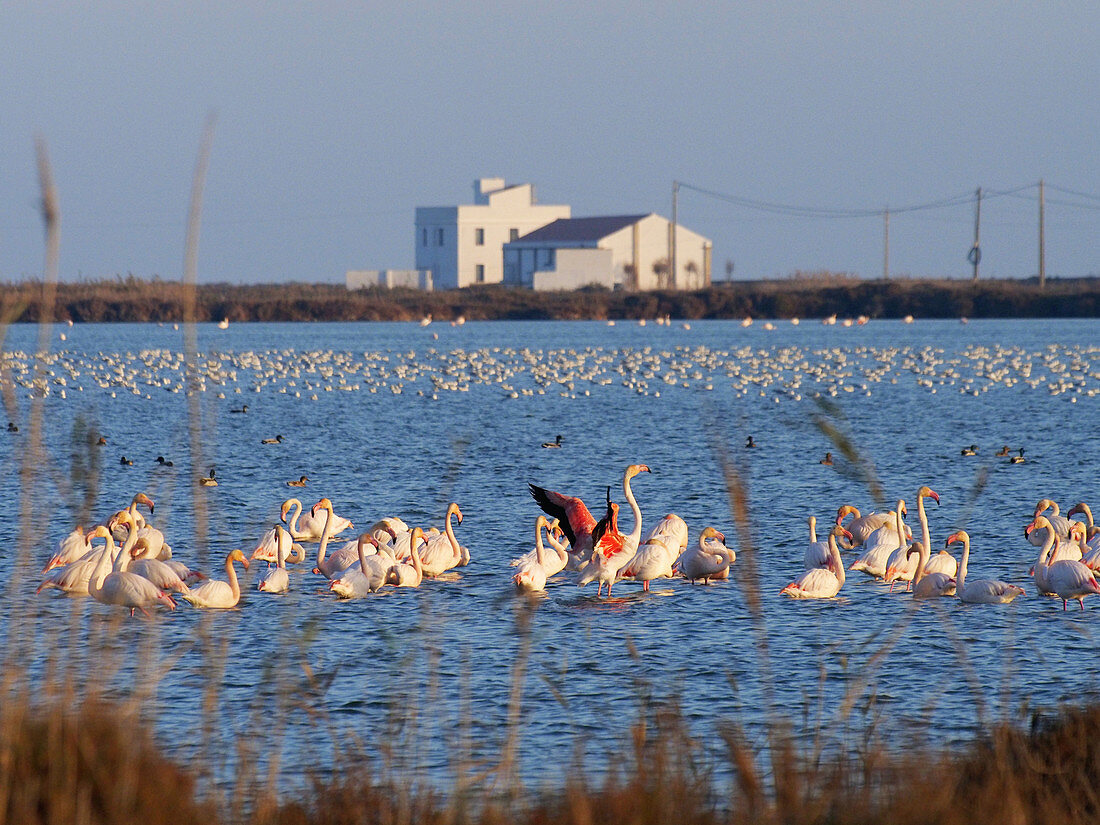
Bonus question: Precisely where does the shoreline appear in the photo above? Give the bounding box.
[3,276,1100,324]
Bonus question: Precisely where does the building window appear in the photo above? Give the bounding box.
[435,227,445,246]
[540,248,555,268]
[475,227,485,246]
[509,228,519,242]
[422,228,428,246]
[475,264,485,283]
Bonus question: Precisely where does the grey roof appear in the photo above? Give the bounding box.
[516,214,651,243]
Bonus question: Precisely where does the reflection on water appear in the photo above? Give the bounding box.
[2,318,1099,788]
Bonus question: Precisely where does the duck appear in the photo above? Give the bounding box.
[119,456,133,466]
[230,404,248,414]
[261,434,285,444]
[96,436,107,446]
[745,436,756,448]
[6,422,17,433]
[199,468,218,487]
[541,434,563,449]
[960,444,978,456]
[286,475,309,488]
[1010,449,1025,464]
[995,445,1010,457]
[155,456,174,467]
[820,452,833,466]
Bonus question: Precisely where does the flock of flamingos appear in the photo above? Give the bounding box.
[33,463,1100,615]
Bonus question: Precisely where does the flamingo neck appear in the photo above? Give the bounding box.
[918,496,931,577]
[808,517,817,544]
[623,473,643,544]
[226,554,241,600]
[1037,528,1056,570]
[534,520,546,567]
[357,536,372,576]
[956,536,971,592]
[315,506,334,568]
[115,525,139,572]
[284,500,303,537]
[88,535,116,596]
[829,534,845,587]
[445,507,460,558]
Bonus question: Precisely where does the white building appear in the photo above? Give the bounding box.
[346,269,433,290]
[502,213,712,291]
[414,178,570,290]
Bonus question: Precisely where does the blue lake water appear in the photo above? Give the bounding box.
[2,317,1099,790]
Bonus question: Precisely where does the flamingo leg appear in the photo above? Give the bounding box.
[643,580,650,592]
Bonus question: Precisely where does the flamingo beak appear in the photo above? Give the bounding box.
[929,491,940,504]
[841,528,853,541]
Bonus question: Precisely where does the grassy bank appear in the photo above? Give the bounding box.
[4,684,1098,825]
[3,275,1100,324]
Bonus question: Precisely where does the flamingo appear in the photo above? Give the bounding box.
[513,516,560,593]
[1027,499,1072,547]
[43,525,91,572]
[331,534,395,597]
[803,516,830,569]
[296,497,353,542]
[907,540,956,599]
[529,479,599,567]
[257,525,292,593]
[180,549,250,609]
[834,505,899,547]
[1029,516,1100,610]
[850,501,907,579]
[676,527,734,583]
[385,528,426,587]
[945,531,1023,604]
[884,487,939,590]
[576,465,651,597]
[251,498,312,560]
[108,492,155,543]
[643,514,689,554]
[128,538,191,595]
[109,510,171,561]
[417,503,464,577]
[781,526,850,599]
[510,518,568,574]
[619,535,676,592]
[86,526,176,617]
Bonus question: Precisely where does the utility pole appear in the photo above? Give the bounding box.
[969,187,982,282]
[883,207,890,280]
[670,180,679,290]
[1038,178,1046,289]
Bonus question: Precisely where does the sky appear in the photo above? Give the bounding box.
[3,1,1100,284]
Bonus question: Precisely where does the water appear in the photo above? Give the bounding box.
[2,317,1099,790]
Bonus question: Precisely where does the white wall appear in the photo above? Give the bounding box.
[531,248,614,291]
[415,183,569,289]
[346,269,432,290]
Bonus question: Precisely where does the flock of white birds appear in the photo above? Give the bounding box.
[3,337,1100,403]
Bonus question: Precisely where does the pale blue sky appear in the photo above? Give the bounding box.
[3,2,1099,284]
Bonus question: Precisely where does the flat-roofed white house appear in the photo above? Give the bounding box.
[502,213,712,291]
[414,178,570,290]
